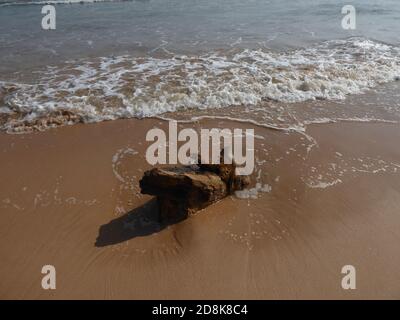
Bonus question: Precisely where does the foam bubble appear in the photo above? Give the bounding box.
[235,182,272,199]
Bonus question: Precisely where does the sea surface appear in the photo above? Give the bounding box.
[0,0,400,132]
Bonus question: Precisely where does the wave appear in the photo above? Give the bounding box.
[1,38,400,133]
[0,0,129,7]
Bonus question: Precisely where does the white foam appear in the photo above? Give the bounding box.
[112,147,138,183]
[307,179,342,189]
[235,182,272,199]
[2,38,400,133]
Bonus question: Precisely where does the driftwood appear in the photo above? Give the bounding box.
[139,151,250,223]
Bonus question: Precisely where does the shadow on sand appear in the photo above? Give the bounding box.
[95,198,185,247]
[95,199,159,247]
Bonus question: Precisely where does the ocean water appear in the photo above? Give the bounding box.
[0,0,400,132]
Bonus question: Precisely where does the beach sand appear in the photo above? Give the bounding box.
[0,117,400,299]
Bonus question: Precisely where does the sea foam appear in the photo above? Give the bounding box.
[1,38,400,133]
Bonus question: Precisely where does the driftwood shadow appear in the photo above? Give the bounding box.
[95,198,185,247]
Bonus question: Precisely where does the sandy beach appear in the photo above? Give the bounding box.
[1,116,399,299]
[1,0,400,301]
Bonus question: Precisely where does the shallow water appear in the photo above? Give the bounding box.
[0,0,400,132]
[1,0,400,75]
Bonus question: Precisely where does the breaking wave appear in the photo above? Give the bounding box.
[0,0,125,7]
[1,38,400,133]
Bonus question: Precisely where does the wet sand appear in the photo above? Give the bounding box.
[0,118,400,299]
